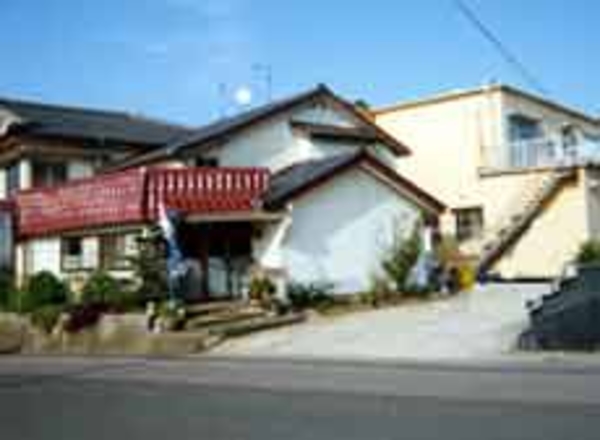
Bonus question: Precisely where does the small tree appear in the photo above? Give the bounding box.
[128,234,168,303]
[381,226,421,293]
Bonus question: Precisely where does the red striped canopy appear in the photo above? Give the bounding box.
[15,166,270,238]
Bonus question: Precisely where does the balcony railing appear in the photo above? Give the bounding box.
[487,135,600,170]
[15,167,271,238]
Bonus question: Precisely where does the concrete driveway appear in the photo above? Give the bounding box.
[212,283,551,360]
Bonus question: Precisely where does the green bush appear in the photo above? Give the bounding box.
[128,235,168,302]
[576,240,600,265]
[287,281,334,310]
[29,304,64,334]
[0,270,16,311]
[80,271,136,310]
[21,271,69,313]
[381,226,421,293]
[249,276,276,301]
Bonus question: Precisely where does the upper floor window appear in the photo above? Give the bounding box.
[508,114,542,142]
[32,161,67,188]
[6,162,20,195]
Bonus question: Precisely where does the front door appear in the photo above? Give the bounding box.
[178,222,253,301]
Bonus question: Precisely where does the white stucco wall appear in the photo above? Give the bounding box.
[197,101,370,173]
[280,167,421,294]
[26,238,61,275]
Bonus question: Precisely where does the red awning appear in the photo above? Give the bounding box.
[15,167,270,238]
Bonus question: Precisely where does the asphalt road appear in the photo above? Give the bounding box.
[2,355,600,440]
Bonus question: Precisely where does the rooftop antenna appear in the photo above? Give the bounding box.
[252,63,273,103]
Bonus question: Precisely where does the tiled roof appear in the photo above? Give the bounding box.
[0,97,193,147]
[264,151,363,208]
[110,84,410,170]
[264,150,445,213]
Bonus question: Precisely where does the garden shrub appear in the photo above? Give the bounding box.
[576,239,600,265]
[248,274,277,308]
[0,270,15,311]
[29,304,64,334]
[21,271,69,313]
[287,281,334,310]
[62,303,106,333]
[380,226,421,293]
[128,235,168,303]
[80,271,137,310]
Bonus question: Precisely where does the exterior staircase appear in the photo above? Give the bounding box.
[476,168,577,276]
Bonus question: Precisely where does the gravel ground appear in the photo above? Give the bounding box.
[211,283,551,360]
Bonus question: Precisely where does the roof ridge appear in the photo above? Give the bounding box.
[0,95,193,130]
[373,83,598,124]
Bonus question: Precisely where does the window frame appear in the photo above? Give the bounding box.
[454,207,484,242]
[99,233,137,271]
[60,236,94,272]
[507,113,543,142]
[31,160,67,188]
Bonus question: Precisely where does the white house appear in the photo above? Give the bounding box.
[2,85,444,298]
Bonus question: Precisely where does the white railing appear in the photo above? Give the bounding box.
[487,135,600,170]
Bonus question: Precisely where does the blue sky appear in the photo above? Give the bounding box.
[1,0,599,125]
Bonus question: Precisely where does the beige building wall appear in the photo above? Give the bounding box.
[375,88,505,234]
[375,86,600,278]
[494,172,588,278]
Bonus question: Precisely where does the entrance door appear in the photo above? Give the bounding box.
[178,222,253,301]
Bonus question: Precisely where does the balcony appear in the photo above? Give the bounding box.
[14,167,271,238]
[487,134,600,171]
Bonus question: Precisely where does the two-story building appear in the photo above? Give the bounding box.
[0,97,194,284]
[375,84,600,279]
[1,85,444,299]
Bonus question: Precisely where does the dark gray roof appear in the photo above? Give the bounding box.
[113,85,331,169]
[0,97,193,147]
[264,151,362,208]
[110,84,411,170]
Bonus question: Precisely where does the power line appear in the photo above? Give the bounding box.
[452,0,549,95]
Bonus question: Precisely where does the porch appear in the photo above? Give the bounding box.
[10,166,280,299]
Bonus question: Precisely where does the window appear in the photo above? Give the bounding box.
[6,162,20,195]
[194,157,219,167]
[455,207,484,242]
[508,114,542,142]
[61,237,84,271]
[32,161,67,188]
[100,234,137,270]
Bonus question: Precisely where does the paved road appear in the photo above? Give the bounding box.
[215,283,550,360]
[2,355,600,439]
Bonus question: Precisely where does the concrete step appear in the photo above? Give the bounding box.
[211,313,306,338]
[185,301,247,319]
[185,307,266,330]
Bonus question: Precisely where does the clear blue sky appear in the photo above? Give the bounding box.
[1,0,598,125]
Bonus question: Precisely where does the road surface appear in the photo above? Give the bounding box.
[1,355,600,439]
